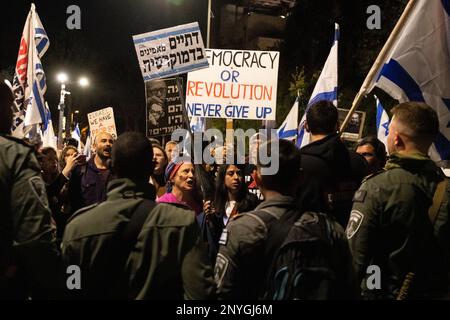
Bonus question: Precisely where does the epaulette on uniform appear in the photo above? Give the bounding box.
[362,168,386,183]
[229,213,244,223]
[0,134,34,149]
[67,202,100,224]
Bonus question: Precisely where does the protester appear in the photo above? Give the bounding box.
[246,132,267,200]
[200,163,259,262]
[0,78,63,299]
[347,102,450,299]
[355,135,387,175]
[37,147,79,240]
[38,147,60,185]
[157,160,202,215]
[67,131,114,213]
[193,140,217,205]
[148,137,161,147]
[298,100,369,227]
[64,137,79,149]
[210,164,259,227]
[165,140,178,162]
[215,139,357,299]
[150,144,168,198]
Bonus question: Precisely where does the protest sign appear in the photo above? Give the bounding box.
[87,107,117,139]
[339,108,366,142]
[186,49,279,120]
[146,78,184,137]
[133,22,209,81]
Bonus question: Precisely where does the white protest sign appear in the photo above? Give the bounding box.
[133,22,209,82]
[87,107,117,139]
[186,49,279,120]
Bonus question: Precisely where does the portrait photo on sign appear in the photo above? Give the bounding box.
[338,108,366,142]
[145,78,184,138]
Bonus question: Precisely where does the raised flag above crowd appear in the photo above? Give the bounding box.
[349,0,450,162]
[71,123,82,153]
[297,23,339,148]
[10,3,50,138]
[41,103,57,150]
[277,97,299,141]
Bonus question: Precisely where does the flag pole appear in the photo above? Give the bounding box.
[175,76,192,138]
[339,0,418,134]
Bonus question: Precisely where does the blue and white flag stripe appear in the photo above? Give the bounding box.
[375,95,390,149]
[297,23,339,148]
[71,123,82,153]
[367,0,450,162]
[11,4,50,137]
[41,103,57,150]
[277,98,299,140]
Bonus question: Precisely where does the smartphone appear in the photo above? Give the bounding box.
[76,154,87,165]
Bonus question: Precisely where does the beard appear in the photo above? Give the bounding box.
[97,148,111,161]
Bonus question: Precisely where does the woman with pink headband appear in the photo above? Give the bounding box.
[157,159,202,215]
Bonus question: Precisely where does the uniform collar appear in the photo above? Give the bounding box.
[255,194,297,211]
[106,178,156,201]
[385,152,441,176]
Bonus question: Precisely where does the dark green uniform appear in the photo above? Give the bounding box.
[347,153,450,299]
[0,135,62,299]
[62,178,215,299]
[215,195,357,299]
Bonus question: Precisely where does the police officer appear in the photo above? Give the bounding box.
[62,132,215,299]
[215,139,357,299]
[347,102,450,299]
[0,78,62,299]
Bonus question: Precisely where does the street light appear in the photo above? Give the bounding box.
[57,72,68,83]
[57,73,71,148]
[56,73,89,148]
[79,77,89,87]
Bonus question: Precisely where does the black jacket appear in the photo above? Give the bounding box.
[67,157,114,215]
[298,134,368,227]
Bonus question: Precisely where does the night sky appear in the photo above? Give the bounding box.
[1,0,208,132]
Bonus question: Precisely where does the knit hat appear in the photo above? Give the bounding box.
[164,159,187,193]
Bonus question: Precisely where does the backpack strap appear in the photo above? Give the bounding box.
[122,199,157,253]
[428,178,448,225]
[250,207,304,297]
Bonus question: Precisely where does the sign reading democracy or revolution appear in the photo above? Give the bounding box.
[133,22,209,82]
[87,107,117,139]
[186,49,279,120]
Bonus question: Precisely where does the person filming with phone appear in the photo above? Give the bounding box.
[37,146,86,241]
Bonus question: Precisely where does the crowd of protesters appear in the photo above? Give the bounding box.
[1,78,450,300]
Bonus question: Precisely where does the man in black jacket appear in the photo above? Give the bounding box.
[298,100,368,227]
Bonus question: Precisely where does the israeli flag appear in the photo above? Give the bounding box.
[83,131,93,160]
[71,123,82,153]
[366,0,450,162]
[277,98,299,140]
[375,95,390,149]
[297,23,339,148]
[41,103,57,150]
[11,4,50,137]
